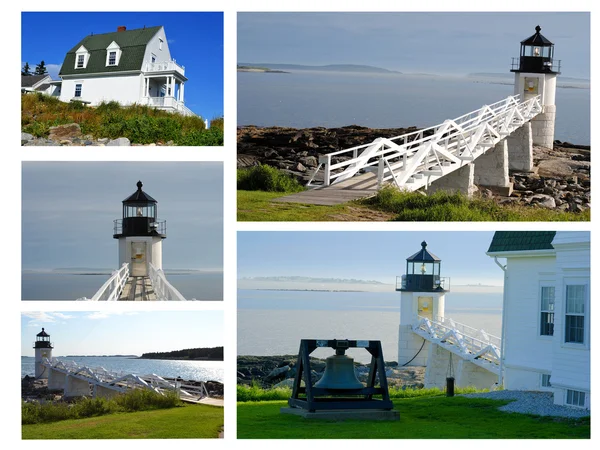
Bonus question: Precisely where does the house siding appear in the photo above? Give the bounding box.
[503,256,555,391]
[60,74,144,106]
[143,27,172,67]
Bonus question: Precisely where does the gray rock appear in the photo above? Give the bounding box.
[266,365,290,381]
[299,156,318,167]
[295,162,307,172]
[97,138,110,144]
[107,137,131,146]
[531,194,556,209]
[21,132,34,145]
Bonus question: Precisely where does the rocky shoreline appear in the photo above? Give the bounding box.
[238,355,425,390]
[21,123,175,146]
[237,125,590,212]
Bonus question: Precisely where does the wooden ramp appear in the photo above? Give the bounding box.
[119,276,157,301]
[274,172,379,206]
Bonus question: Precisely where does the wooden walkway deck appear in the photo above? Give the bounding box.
[273,172,379,206]
[119,276,157,301]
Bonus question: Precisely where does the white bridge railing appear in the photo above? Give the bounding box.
[412,314,501,373]
[79,263,129,301]
[307,94,542,191]
[149,263,187,301]
[42,357,209,400]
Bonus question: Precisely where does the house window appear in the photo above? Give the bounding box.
[77,54,85,68]
[540,286,555,336]
[541,374,551,387]
[566,389,586,407]
[565,285,585,344]
[159,38,163,50]
[108,51,117,65]
[74,84,82,98]
[151,54,156,63]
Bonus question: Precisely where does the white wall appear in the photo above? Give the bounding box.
[143,27,172,65]
[60,74,143,106]
[503,255,555,390]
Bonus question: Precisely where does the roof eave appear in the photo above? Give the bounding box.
[486,248,556,258]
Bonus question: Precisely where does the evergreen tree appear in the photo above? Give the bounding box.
[34,60,48,75]
[22,62,32,76]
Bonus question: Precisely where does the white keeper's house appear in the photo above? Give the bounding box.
[487,231,590,409]
[57,25,194,116]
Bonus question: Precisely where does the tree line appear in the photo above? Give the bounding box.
[141,347,224,361]
[22,61,48,76]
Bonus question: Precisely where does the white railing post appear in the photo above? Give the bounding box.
[323,154,332,187]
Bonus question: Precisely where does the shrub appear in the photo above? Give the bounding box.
[238,165,305,193]
[237,384,292,402]
[210,117,224,131]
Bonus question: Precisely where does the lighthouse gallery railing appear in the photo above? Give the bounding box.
[149,263,187,301]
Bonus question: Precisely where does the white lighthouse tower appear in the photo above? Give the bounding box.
[34,328,53,379]
[511,25,560,149]
[113,181,166,277]
[397,241,449,366]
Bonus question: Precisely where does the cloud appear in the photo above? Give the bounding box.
[22,311,76,327]
[85,311,138,320]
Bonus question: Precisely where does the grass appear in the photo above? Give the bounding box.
[238,165,305,192]
[23,404,223,439]
[238,185,590,222]
[237,397,590,439]
[22,389,181,424]
[21,93,223,146]
[237,384,482,402]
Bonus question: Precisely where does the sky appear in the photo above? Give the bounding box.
[21,11,224,120]
[22,162,223,271]
[238,12,590,79]
[238,231,503,289]
[21,311,223,356]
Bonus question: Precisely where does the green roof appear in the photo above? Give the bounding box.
[59,26,162,76]
[487,231,556,253]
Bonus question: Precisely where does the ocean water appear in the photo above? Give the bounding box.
[238,71,590,144]
[21,356,224,382]
[21,271,223,301]
[237,289,502,363]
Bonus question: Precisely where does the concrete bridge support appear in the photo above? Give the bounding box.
[455,359,498,389]
[48,368,66,390]
[531,105,556,149]
[473,139,512,195]
[424,343,459,389]
[398,325,429,367]
[427,163,477,197]
[94,385,122,399]
[424,344,499,390]
[507,123,533,172]
[64,375,90,398]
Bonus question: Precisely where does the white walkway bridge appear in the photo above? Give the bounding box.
[80,262,186,301]
[278,95,541,205]
[412,315,501,381]
[40,357,211,403]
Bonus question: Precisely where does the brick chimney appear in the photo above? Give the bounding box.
[117,26,127,32]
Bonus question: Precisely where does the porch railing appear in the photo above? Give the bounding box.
[144,60,185,76]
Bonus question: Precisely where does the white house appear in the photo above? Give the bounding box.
[58,25,194,116]
[21,74,61,97]
[487,231,590,409]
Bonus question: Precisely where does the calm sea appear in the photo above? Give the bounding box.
[21,356,224,382]
[21,271,223,301]
[238,71,590,145]
[237,289,502,363]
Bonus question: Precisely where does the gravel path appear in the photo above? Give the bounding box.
[461,390,590,418]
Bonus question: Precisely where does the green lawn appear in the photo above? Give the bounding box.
[23,404,223,439]
[237,398,590,439]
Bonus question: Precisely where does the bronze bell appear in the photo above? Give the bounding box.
[314,349,363,390]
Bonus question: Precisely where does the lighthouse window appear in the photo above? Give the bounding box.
[565,285,585,344]
[540,286,555,336]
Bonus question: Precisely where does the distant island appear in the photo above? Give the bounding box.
[238,63,401,74]
[253,288,364,292]
[64,354,138,358]
[140,346,223,361]
[238,65,289,73]
[239,276,386,285]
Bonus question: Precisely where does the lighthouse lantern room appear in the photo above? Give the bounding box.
[397,241,449,366]
[34,328,53,378]
[113,181,166,277]
[510,25,560,149]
